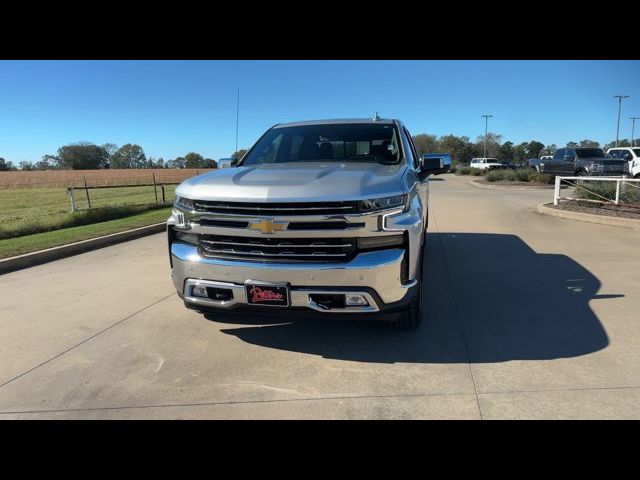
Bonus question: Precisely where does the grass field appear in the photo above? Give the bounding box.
[0,184,177,239]
[0,168,211,188]
[0,208,172,259]
[0,169,207,260]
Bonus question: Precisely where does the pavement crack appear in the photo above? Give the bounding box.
[431,209,484,420]
[0,292,176,391]
[0,391,477,416]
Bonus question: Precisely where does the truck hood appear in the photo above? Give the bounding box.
[175,162,409,203]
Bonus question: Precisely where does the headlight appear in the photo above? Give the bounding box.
[175,195,195,210]
[358,195,406,212]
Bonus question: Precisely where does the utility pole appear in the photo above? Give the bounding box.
[481,115,493,158]
[630,117,640,147]
[235,88,240,156]
[613,95,629,146]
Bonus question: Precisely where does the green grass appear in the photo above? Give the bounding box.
[0,208,172,259]
[0,184,176,239]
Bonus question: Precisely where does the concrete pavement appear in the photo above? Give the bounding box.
[1,174,638,419]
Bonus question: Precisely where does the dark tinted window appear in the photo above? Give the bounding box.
[634,149,640,156]
[240,123,402,166]
[553,149,565,160]
[608,150,620,158]
[575,148,605,158]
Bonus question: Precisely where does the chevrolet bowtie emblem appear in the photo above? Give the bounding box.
[248,219,287,234]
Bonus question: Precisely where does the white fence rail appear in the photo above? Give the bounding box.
[553,176,640,206]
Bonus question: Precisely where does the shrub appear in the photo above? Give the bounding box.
[448,165,457,174]
[574,179,640,204]
[455,166,471,176]
[470,168,484,176]
[531,173,555,184]
[515,168,532,182]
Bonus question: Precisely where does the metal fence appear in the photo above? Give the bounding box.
[553,176,640,207]
[67,172,180,212]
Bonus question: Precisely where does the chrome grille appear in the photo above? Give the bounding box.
[199,235,357,262]
[193,200,359,216]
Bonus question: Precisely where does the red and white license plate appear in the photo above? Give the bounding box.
[245,283,290,307]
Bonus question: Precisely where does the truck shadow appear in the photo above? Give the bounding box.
[207,233,614,363]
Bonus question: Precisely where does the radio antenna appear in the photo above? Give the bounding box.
[235,88,240,155]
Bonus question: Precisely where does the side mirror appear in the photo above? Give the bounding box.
[624,153,633,160]
[420,156,444,175]
[219,158,236,169]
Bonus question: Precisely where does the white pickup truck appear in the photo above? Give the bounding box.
[607,147,640,178]
[470,158,503,170]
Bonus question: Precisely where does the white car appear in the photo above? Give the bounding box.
[607,147,640,177]
[470,157,502,170]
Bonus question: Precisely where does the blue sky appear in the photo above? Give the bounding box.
[0,60,639,163]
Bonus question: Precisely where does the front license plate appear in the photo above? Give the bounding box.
[245,283,290,307]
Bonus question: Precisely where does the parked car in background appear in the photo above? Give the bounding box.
[470,158,502,170]
[529,147,629,176]
[607,147,640,177]
[422,153,451,174]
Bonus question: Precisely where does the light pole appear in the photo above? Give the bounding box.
[631,117,640,147]
[613,95,629,146]
[481,115,493,158]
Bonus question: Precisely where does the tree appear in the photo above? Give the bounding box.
[566,141,578,148]
[184,152,205,169]
[110,144,147,169]
[203,158,217,169]
[541,144,557,156]
[168,156,185,169]
[57,143,109,169]
[439,134,469,165]
[32,154,58,170]
[231,149,247,160]
[0,158,11,171]
[19,161,34,171]
[498,141,514,163]
[526,140,545,159]
[411,134,440,157]
[476,132,502,158]
[101,143,118,168]
[578,139,600,148]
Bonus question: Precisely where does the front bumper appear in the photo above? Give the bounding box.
[170,242,416,313]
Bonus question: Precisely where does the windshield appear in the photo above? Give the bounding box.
[634,149,640,156]
[575,148,606,159]
[239,123,403,166]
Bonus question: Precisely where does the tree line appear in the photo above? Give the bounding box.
[410,134,638,166]
[0,142,244,171]
[0,136,637,171]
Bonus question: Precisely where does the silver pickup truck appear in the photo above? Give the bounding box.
[167,118,443,329]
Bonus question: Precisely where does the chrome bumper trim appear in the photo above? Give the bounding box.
[183,279,380,313]
[171,242,413,305]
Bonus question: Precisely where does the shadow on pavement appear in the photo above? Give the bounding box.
[205,233,613,363]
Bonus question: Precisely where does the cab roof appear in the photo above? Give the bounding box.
[273,118,397,128]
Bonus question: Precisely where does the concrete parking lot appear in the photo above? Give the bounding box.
[1,174,639,419]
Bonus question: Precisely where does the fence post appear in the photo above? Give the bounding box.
[152,172,159,205]
[83,177,92,209]
[161,184,166,203]
[68,187,77,212]
[554,176,561,205]
[615,179,621,205]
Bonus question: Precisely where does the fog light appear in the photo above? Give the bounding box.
[191,285,209,298]
[345,294,369,306]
